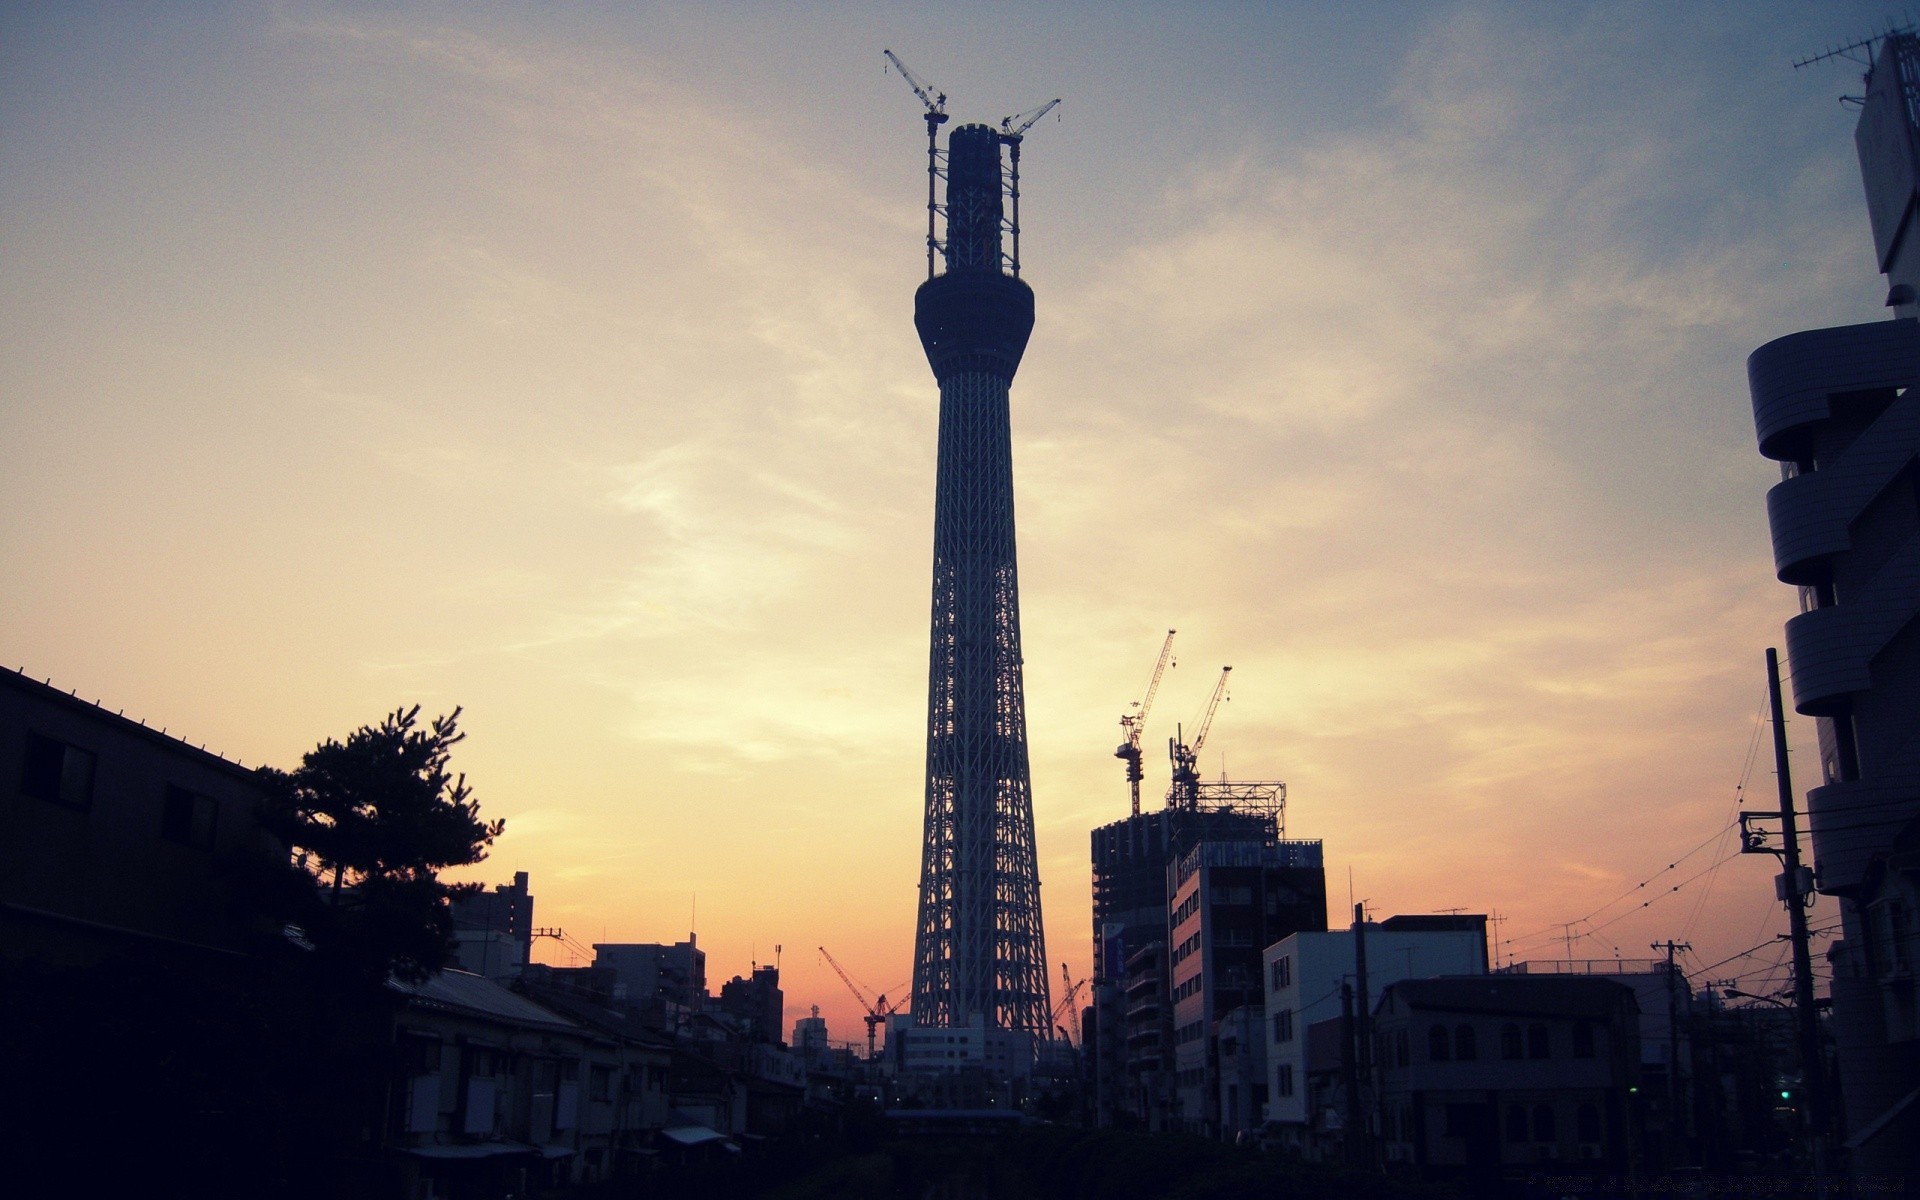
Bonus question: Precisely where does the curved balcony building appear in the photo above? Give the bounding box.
[1743,34,1920,1184]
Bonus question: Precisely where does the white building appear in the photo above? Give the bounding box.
[895,1015,1033,1080]
[1263,917,1488,1131]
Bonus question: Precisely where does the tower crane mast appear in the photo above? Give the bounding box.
[1116,630,1176,816]
[1168,666,1231,811]
[883,49,950,279]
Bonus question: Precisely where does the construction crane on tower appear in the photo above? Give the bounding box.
[1116,630,1177,816]
[882,49,949,279]
[1168,666,1231,811]
[997,98,1061,278]
[818,946,905,1061]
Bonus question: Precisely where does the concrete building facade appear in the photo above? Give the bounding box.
[592,937,707,1012]
[1167,838,1327,1134]
[1088,804,1274,1126]
[1263,918,1490,1136]
[1745,30,1920,1187]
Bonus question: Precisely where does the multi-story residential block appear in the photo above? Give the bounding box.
[1,666,279,962]
[1372,975,1639,1186]
[1262,916,1489,1145]
[1121,939,1175,1130]
[1089,803,1274,1126]
[1744,30,1920,1187]
[593,936,707,1011]
[717,963,784,1044]
[450,870,535,980]
[1167,838,1326,1134]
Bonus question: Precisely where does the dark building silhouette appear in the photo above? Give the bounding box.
[450,869,534,979]
[1090,805,1270,1124]
[594,937,707,1012]
[0,666,279,961]
[1372,976,1640,1186]
[908,116,1051,1043]
[718,963,784,1045]
[1167,838,1327,1134]
[1745,29,1920,1188]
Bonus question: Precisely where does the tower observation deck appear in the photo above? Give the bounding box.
[908,116,1052,1039]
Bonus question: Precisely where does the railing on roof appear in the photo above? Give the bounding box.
[1499,958,1670,976]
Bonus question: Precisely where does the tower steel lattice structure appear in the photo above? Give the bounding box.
[905,110,1052,1038]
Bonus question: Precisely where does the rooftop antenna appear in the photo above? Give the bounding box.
[1792,18,1916,73]
[883,49,949,279]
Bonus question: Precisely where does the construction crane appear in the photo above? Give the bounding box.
[819,946,905,1061]
[1168,666,1231,811]
[997,98,1060,277]
[1050,963,1087,1046]
[883,49,949,279]
[1116,630,1177,817]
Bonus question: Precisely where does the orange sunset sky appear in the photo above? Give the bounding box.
[0,2,1893,1047]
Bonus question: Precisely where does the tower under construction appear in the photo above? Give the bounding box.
[894,57,1055,1041]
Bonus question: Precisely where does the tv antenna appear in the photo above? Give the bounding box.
[1792,19,1916,71]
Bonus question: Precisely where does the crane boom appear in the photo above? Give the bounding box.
[1190,665,1232,757]
[820,945,893,1060]
[882,49,947,118]
[999,98,1061,139]
[1167,666,1231,811]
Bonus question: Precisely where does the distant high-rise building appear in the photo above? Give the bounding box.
[907,117,1051,1042]
[1744,30,1920,1187]
[793,1008,830,1066]
[718,964,784,1044]
[592,937,705,1011]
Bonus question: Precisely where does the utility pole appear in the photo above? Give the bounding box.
[1652,939,1692,1168]
[1352,902,1379,1171]
[1340,983,1362,1168]
[1766,647,1829,1198]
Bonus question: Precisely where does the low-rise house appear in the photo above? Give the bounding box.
[1,666,280,963]
[1372,975,1640,1186]
[1263,915,1490,1148]
[390,969,617,1194]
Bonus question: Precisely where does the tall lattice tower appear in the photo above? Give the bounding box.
[896,68,1054,1038]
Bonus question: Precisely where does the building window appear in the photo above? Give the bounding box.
[1396,1029,1409,1067]
[20,731,96,811]
[1505,1104,1528,1143]
[1501,1022,1522,1059]
[1270,955,1291,989]
[1572,1021,1595,1058]
[1428,1025,1450,1061]
[161,784,218,849]
[1272,1008,1293,1043]
[1532,1103,1556,1142]
[1527,1023,1550,1059]
[1454,1024,1477,1061]
[1576,1102,1601,1143]
[590,1065,612,1102]
[1276,1063,1294,1097]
